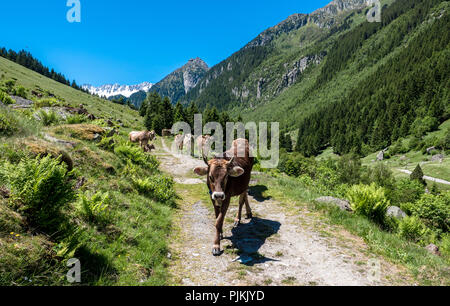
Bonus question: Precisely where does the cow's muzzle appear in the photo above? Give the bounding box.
[212,192,225,201]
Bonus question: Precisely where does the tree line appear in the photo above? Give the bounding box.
[295,0,449,156]
[139,92,241,135]
[0,48,88,93]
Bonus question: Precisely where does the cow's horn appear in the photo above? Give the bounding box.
[202,147,209,166]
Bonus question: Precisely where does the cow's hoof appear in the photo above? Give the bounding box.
[246,213,253,219]
[212,247,222,256]
[233,220,240,228]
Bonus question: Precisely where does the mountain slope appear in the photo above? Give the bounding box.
[149,57,209,104]
[180,0,373,109]
[180,0,448,159]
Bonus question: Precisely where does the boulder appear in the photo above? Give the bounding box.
[426,146,436,154]
[386,206,406,219]
[315,196,352,211]
[376,151,384,161]
[431,154,444,163]
[0,186,10,198]
[425,244,441,256]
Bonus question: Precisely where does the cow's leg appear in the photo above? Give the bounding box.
[213,199,230,256]
[213,204,223,240]
[244,192,252,219]
[234,193,245,227]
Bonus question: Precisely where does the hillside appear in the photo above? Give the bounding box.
[149,57,209,105]
[0,56,176,285]
[179,0,449,158]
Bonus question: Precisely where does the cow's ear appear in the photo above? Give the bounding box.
[229,166,244,177]
[194,167,208,176]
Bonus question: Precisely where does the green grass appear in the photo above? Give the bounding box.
[0,56,174,286]
[253,171,450,285]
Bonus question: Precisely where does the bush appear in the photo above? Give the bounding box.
[410,164,426,186]
[409,193,450,233]
[97,136,115,152]
[411,116,440,137]
[66,114,88,124]
[0,90,15,105]
[78,191,111,224]
[336,154,361,185]
[362,163,395,191]
[0,110,18,136]
[34,98,61,109]
[2,155,75,231]
[346,183,390,224]
[278,152,317,177]
[392,178,425,205]
[15,86,27,98]
[114,143,158,170]
[398,216,431,243]
[132,176,176,204]
[439,233,450,258]
[39,110,59,126]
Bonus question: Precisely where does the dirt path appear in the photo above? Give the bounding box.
[397,169,450,186]
[157,139,411,286]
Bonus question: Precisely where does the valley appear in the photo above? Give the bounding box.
[0,0,449,287]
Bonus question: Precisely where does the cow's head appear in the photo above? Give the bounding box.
[147,130,156,140]
[194,156,244,202]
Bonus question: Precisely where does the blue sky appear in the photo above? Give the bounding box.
[0,0,330,86]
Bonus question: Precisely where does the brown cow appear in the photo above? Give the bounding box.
[193,138,254,256]
[174,134,184,151]
[129,130,156,149]
[143,143,156,152]
[196,135,211,158]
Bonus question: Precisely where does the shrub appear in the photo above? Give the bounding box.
[97,136,115,152]
[411,116,439,137]
[39,110,59,126]
[114,143,158,170]
[362,163,395,191]
[0,90,15,105]
[439,233,450,258]
[34,98,61,109]
[66,114,88,124]
[132,176,176,204]
[15,86,27,98]
[0,110,18,136]
[410,164,426,186]
[2,155,75,231]
[398,216,431,243]
[346,183,390,224]
[409,193,450,233]
[78,191,111,224]
[336,154,362,185]
[392,178,425,205]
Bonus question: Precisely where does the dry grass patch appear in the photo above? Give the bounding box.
[52,124,105,141]
[19,137,73,171]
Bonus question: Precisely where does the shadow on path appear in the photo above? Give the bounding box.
[248,185,271,202]
[226,217,281,266]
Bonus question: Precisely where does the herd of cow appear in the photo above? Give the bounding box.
[128,129,254,256]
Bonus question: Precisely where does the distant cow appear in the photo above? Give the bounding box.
[196,135,211,158]
[162,129,173,137]
[193,138,254,256]
[174,134,184,151]
[183,134,194,155]
[129,130,156,149]
[143,143,156,153]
